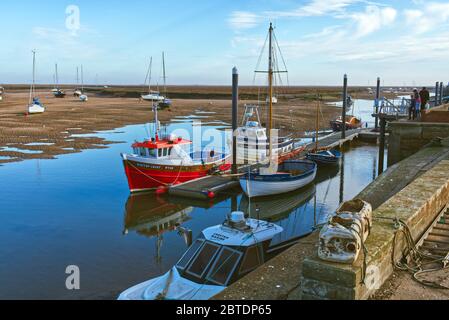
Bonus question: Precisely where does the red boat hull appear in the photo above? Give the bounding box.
[123,159,230,192]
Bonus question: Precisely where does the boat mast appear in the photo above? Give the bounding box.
[268,22,274,157]
[315,94,320,152]
[162,52,167,98]
[76,67,79,86]
[148,57,153,94]
[55,63,59,89]
[30,50,36,104]
[81,65,84,93]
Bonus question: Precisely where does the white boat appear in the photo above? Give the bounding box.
[79,65,88,102]
[266,96,278,104]
[142,91,165,102]
[118,211,283,300]
[236,104,295,164]
[141,56,166,102]
[27,50,45,114]
[0,86,4,101]
[240,160,317,198]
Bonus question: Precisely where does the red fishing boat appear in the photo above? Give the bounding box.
[121,106,231,193]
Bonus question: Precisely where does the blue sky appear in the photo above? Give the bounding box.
[1,0,449,86]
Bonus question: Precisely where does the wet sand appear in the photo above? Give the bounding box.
[0,86,343,164]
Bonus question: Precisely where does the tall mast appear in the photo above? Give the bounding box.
[81,65,84,93]
[76,67,79,86]
[55,63,59,89]
[268,22,274,157]
[315,94,320,152]
[30,50,36,104]
[162,51,167,97]
[148,57,153,93]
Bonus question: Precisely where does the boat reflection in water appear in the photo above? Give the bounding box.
[123,193,194,260]
[239,184,317,245]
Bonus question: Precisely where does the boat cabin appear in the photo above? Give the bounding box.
[131,135,191,159]
[174,212,282,287]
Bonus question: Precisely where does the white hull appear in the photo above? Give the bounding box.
[28,104,45,114]
[141,94,165,102]
[240,168,317,197]
[80,95,88,102]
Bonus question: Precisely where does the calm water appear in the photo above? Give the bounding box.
[0,117,386,299]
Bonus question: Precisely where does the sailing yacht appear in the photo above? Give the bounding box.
[238,23,316,197]
[306,95,341,165]
[79,65,88,102]
[141,56,165,103]
[27,50,45,114]
[52,64,66,98]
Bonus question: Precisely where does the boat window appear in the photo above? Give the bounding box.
[206,247,242,286]
[140,148,147,157]
[239,245,263,275]
[257,130,264,138]
[185,242,221,279]
[158,148,162,157]
[167,147,172,156]
[176,239,205,271]
[133,148,138,154]
[148,148,157,157]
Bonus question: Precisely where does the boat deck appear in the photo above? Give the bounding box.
[168,128,370,200]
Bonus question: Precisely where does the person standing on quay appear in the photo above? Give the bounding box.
[413,89,421,120]
[419,87,430,118]
[409,91,416,120]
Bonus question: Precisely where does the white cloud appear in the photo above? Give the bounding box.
[350,5,396,38]
[404,2,449,34]
[228,11,261,30]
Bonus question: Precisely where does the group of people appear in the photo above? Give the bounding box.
[409,87,430,120]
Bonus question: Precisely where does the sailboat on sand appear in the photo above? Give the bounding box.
[28,50,46,114]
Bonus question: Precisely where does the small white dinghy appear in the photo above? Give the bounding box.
[27,50,45,114]
[118,211,283,300]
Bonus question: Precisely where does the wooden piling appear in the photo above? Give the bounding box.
[342,74,348,139]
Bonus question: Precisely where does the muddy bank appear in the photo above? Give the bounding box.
[0,87,342,164]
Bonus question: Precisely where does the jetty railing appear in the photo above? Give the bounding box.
[376,97,409,117]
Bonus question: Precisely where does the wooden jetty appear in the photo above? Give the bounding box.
[168,175,240,199]
[168,128,370,200]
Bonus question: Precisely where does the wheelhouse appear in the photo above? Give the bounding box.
[175,236,266,287]
[131,136,191,159]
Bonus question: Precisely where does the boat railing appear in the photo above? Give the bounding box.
[190,150,227,163]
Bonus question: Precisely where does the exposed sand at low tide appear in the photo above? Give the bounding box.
[0,88,340,164]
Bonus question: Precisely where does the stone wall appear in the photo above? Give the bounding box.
[388,122,449,166]
[300,160,449,300]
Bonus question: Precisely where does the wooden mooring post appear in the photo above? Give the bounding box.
[232,67,238,175]
[375,77,380,130]
[342,74,348,139]
[435,81,440,106]
[439,82,444,105]
[378,116,386,175]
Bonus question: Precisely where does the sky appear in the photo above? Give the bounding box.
[1,0,449,86]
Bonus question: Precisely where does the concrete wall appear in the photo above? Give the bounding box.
[388,122,449,166]
[300,160,449,300]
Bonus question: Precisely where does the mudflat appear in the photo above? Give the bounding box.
[0,85,347,164]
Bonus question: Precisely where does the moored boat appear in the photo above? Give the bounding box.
[118,211,283,300]
[239,160,317,198]
[330,115,362,132]
[121,105,231,193]
[27,50,46,115]
[306,149,341,164]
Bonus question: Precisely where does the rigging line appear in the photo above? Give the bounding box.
[253,32,269,85]
[273,32,289,87]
